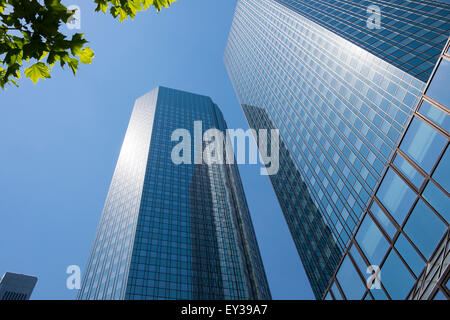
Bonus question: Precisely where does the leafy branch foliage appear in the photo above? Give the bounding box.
[0,0,176,88]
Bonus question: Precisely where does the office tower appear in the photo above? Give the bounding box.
[224,0,449,299]
[273,0,450,82]
[78,86,271,300]
[325,39,450,300]
[0,272,38,300]
[243,104,343,298]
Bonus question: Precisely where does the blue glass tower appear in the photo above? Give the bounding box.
[78,86,271,300]
[325,39,450,300]
[242,104,343,298]
[224,0,449,299]
[274,0,450,82]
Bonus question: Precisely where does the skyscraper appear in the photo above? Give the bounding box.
[224,0,449,299]
[325,38,450,301]
[242,104,343,298]
[78,86,271,300]
[0,272,38,300]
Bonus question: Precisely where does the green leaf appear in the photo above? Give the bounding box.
[39,51,49,61]
[96,2,109,13]
[78,47,94,64]
[24,62,51,84]
[67,58,79,75]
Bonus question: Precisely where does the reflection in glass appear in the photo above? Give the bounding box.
[395,234,425,277]
[423,181,449,223]
[433,290,447,300]
[426,58,450,106]
[336,255,365,300]
[404,200,447,259]
[371,286,388,300]
[331,282,342,300]
[349,244,367,275]
[356,215,389,266]
[381,250,415,299]
[370,201,397,239]
[418,99,449,133]
[243,104,342,299]
[432,146,449,192]
[400,117,447,173]
[393,154,424,189]
[376,169,416,225]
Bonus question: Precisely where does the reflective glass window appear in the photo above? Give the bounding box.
[432,146,450,192]
[336,255,366,300]
[370,201,396,238]
[426,58,450,106]
[404,200,447,259]
[331,282,342,300]
[394,234,425,277]
[418,99,449,133]
[356,215,389,266]
[400,117,447,173]
[423,181,449,223]
[371,287,388,300]
[393,154,424,189]
[376,169,416,225]
[433,290,447,300]
[350,244,367,275]
[381,250,415,299]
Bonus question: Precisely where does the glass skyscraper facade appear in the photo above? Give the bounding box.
[274,0,450,82]
[0,272,37,300]
[78,86,271,300]
[224,0,449,299]
[242,104,343,298]
[325,39,450,300]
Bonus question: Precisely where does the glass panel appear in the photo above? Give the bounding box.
[423,181,449,223]
[350,244,367,275]
[356,215,390,266]
[371,287,388,300]
[325,292,333,300]
[370,201,397,238]
[381,250,415,299]
[394,234,425,277]
[399,117,447,173]
[336,255,366,300]
[331,282,342,300]
[404,200,447,259]
[432,146,449,192]
[418,99,450,133]
[393,154,425,189]
[433,290,447,300]
[426,57,450,107]
[376,169,416,225]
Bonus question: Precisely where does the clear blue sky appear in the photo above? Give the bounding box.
[0,0,314,299]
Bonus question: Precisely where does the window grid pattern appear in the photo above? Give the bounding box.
[243,104,343,298]
[78,89,158,300]
[1,291,27,300]
[275,0,450,82]
[224,0,425,297]
[325,41,450,300]
[79,87,271,300]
